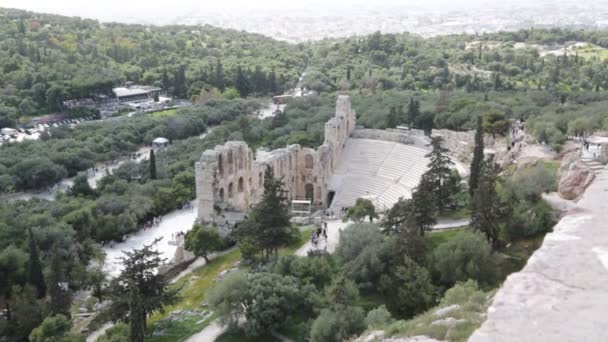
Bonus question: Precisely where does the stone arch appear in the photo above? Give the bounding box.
[227,150,234,174]
[238,177,244,192]
[218,154,224,175]
[305,183,314,201]
[228,182,233,198]
[219,188,225,201]
[305,154,314,169]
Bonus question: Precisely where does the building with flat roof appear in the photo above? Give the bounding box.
[113,85,162,103]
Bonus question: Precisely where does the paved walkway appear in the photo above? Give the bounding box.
[102,202,197,277]
[296,219,351,256]
[470,168,608,341]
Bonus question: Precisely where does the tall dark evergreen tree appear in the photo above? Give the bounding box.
[149,149,157,180]
[48,245,71,316]
[471,158,503,250]
[407,98,420,128]
[424,136,455,211]
[27,229,46,298]
[253,66,267,94]
[129,285,145,342]
[173,65,187,99]
[215,59,225,92]
[469,116,484,196]
[235,66,252,98]
[268,68,277,94]
[108,239,179,326]
[386,106,399,128]
[408,173,438,236]
[237,167,292,259]
[160,68,170,91]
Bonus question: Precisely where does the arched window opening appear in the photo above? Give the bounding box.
[305,154,314,169]
[218,155,224,175]
[258,172,263,187]
[238,177,244,192]
[227,150,234,174]
[305,183,314,201]
[238,147,244,170]
[219,188,225,201]
[228,183,233,198]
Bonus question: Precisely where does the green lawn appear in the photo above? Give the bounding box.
[428,228,470,250]
[151,108,178,117]
[215,329,279,342]
[438,207,470,221]
[146,227,313,341]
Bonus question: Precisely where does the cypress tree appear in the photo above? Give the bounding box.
[407,98,420,128]
[149,149,157,180]
[129,285,145,342]
[173,65,187,98]
[424,136,455,212]
[408,173,438,236]
[48,245,71,316]
[27,229,46,298]
[160,68,170,91]
[471,158,503,250]
[386,106,399,128]
[268,68,277,94]
[469,116,484,195]
[235,66,251,98]
[215,59,225,92]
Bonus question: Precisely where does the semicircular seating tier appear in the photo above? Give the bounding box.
[328,138,430,212]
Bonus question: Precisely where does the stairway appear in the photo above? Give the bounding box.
[581,158,605,175]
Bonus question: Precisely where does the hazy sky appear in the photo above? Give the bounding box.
[0,0,537,21]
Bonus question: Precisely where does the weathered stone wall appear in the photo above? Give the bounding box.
[195,95,356,224]
[352,128,429,148]
[431,128,496,160]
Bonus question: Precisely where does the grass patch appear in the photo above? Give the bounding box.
[215,328,279,342]
[151,109,178,117]
[145,227,313,341]
[428,228,470,250]
[438,207,470,221]
[146,249,241,342]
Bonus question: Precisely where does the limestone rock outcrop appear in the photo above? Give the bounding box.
[557,152,594,200]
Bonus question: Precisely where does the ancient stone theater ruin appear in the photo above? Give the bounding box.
[195,95,433,228]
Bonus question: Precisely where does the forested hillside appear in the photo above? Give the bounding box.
[300,29,608,148]
[0,8,308,126]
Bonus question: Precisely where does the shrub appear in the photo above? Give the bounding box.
[379,256,435,318]
[310,307,366,342]
[365,305,394,329]
[432,231,499,287]
[335,223,389,291]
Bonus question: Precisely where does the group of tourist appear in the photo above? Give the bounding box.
[143,216,163,230]
[172,231,186,241]
[311,221,329,249]
[338,207,351,217]
[181,202,194,210]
